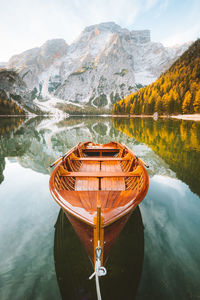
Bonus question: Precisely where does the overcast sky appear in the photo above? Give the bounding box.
[0,0,199,61]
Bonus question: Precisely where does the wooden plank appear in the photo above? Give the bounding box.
[75,161,99,191]
[101,161,125,191]
[82,148,120,152]
[83,147,120,150]
[61,171,140,177]
[71,157,130,161]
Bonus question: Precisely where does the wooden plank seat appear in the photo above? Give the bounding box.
[70,152,133,162]
[82,149,120,154]
[82,147,121,150]
[60,172,141,177]
[59,166,142,178]
[71,157,130,161]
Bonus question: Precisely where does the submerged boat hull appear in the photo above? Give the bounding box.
[54,207,144,300]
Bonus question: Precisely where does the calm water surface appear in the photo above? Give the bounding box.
[0,116,200,300]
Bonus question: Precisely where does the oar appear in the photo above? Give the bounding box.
[50,143,82,168]
[121,143,149,168]
[136,156,149,168]
[50,154,67,168]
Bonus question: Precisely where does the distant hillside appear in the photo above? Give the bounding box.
[113,39,200,115]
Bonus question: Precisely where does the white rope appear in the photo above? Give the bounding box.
[89,246,107,300]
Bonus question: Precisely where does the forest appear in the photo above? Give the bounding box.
[113,39,200,115]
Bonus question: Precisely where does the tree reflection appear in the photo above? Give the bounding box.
[113,117,200,196]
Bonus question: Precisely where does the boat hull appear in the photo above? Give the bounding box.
[64,208,133,266]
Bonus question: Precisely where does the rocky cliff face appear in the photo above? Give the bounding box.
[7,22,189,109]
[0,69,42,115]
[8,39,68,91]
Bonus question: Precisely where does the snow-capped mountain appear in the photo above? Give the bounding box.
[7,22,189,109]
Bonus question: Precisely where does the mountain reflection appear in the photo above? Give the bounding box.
[0,117,49,183]
[0,116,142,184]
[0,117,25,183]
[113,117,200,196]
[1,116,200,197]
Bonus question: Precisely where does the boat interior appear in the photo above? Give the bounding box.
[50,142,148,225]
[54,142,144,193]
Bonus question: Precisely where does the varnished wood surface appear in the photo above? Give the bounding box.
[49,141,149,267]
[71,157,129,161]
[101,161,125,191]
[49,141,149,226]
[64,208,134,266]
[75,161,99,191]
[55,190,138,226]
[60,171,141,177]
[82,147,120,150]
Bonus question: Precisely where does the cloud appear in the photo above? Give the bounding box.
[144,0,159,10]
[154,0,169,17]
[152,175,186,196]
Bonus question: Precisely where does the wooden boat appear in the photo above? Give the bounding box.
[49,141,149,269]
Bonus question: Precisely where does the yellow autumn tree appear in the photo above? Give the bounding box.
[113,40,200,116]
[182,91,192,113]
[193,89,200,112]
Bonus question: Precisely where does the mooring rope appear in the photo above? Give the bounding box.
[89,245,107,300]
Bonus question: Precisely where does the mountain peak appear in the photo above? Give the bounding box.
[41,39,68,49]
[40,39,68,56]
[84,22,122,33]
[82,22,151,43]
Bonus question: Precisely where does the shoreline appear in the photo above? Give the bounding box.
[1,113,200,121]
[170,114,200,121]
[112,114,200,121]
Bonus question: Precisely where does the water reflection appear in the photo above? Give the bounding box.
[54,207,144,300]
[0,116,200,299]
[138,175,200,300]
[1,116,200,197]
[113,117,200,196]
[0,157,5,184]
[0,116,151,184]
[0,159,60,300]
[0,116,179,185]
[0,117,25,183]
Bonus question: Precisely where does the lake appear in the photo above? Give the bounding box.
[0,116,200,300]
